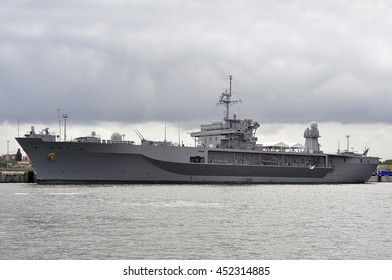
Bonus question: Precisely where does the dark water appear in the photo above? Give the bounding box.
[1,183,391,259]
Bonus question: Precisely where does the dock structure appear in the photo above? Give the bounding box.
[368,165,392,182]
[368,175,392,183]
[0,171,36,183]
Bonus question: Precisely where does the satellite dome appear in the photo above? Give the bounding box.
[110,132,122,141]
[310,122,318,129]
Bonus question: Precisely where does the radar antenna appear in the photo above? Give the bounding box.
[134,129,146,141]
[217,75,241,120]
[41,127,50,135]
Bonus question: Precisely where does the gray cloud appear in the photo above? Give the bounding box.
[2,0,392,127]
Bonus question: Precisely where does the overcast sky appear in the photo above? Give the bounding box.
[1,0,392,159]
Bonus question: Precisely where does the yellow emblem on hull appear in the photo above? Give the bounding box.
[48,152,57,161]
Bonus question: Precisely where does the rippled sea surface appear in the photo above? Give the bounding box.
[1,182,391,259]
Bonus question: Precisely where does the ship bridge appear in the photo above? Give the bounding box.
[190,76,259,149]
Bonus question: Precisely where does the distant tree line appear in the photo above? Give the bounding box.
[0,158,6,168]
[381,159,392,165]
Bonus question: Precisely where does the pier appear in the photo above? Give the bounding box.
[368,175,392,183]
[0,171,36,183]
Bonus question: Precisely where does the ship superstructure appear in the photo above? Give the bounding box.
[16,77,379,184]
[191,76,259,150]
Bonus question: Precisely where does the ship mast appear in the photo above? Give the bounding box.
[217,75,241,121]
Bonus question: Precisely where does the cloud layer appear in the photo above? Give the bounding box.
[2,0,392,127]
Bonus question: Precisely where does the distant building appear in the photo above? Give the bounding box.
[1,154,32,169]
[14,161,32,168]
[1,154,14,160]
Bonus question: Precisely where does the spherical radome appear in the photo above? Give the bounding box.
[110,132,122,141]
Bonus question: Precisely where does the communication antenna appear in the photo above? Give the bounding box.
[62,113,68,141]
[178,121,181,146]
[164,113,167,144]
[337,140,340,154]
[58,109,62,141]
[134,129,145,141]
[217,75,241,120]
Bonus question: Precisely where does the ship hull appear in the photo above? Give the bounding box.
[16,137,378,184]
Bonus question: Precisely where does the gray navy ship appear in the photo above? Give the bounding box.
[16,77,379,184]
